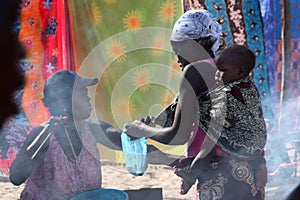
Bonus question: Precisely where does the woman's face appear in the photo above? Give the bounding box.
[177,55,190,71]
[72,85,92,120]
[171,40,212,70]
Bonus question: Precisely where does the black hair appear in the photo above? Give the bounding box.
[216,45,256,73]
[194,36,216,58]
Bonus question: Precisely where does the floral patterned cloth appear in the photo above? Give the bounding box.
[197,157,265,200]
[20,121,102,200]
[198,76,267,159]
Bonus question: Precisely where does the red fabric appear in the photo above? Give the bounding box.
[1,0,75,179]
[20,0,74,125]
[39,0,70,79]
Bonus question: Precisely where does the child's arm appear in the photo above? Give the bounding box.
[174,137,216,183]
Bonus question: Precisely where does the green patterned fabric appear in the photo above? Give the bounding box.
[69,0,183,129]
[69,1,189,160]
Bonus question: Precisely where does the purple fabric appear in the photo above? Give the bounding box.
[187,58,215,158]
[187,123,207,158]
[20,122,102,200]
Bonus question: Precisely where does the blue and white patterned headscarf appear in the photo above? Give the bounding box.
[170,9,222,51]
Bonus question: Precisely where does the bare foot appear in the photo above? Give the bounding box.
[174,168,196,195]
[179,179,195,195]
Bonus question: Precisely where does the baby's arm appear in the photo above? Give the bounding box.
[173,146,216,195]
[174,138,216,181]
[189,141,216,178]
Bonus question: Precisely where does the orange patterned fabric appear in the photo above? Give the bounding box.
[20,0,73,126]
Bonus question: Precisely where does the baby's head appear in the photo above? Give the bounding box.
[215,45,255,84]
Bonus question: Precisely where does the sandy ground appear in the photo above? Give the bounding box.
[0,162,299,200]
[0,163,197,200]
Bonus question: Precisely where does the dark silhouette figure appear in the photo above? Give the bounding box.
[0,0,25,130]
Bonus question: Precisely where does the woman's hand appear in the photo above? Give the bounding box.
[140,116,156,127]
[124,120,152,138]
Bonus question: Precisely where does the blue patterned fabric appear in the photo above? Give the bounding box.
[261,0,300,130]
[260,0,276,103]
[274,0,300,40]
[184,0,273,120]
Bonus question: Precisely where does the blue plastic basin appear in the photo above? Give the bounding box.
[70,188,128,200]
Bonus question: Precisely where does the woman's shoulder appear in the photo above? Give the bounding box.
[183,60,217,94]
[187,59,217,72]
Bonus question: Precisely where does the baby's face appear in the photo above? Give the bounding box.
[215,63,241,85]
[214,69,224,85]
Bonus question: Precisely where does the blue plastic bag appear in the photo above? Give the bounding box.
[121,126,148,176]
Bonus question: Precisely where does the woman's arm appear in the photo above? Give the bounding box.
[10,125,50,185]
[125,63,209,145]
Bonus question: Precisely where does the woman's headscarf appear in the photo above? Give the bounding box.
[170,9,222,51]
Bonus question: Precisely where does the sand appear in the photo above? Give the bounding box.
[0,162,299,200]
[0,163,197,200]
